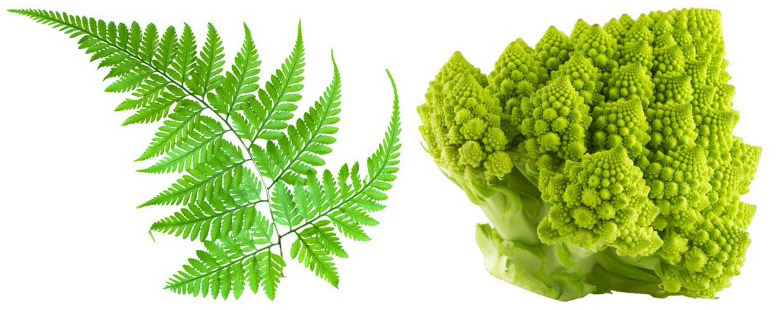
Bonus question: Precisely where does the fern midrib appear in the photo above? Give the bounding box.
[249,46,304,146]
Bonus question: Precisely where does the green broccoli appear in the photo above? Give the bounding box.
[418,8,760,300]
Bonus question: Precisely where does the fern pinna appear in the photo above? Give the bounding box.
[11,9,401,300]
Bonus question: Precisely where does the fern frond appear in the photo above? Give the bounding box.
[14,9,402,301]
[293,180,316,221]
[328,209,371,241]
[139,23,159,63]
[121,95,176,125]
[248,21,305,142]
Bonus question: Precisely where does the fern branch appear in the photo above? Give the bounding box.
[265,52,341,187]
[9,9,265,185]
[278,71,400,240]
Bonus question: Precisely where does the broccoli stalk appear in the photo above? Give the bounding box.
[458,150,668,300]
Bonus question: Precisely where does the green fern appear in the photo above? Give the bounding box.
[12,9,402,301]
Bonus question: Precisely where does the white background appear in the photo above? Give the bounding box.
[1,0,777,309]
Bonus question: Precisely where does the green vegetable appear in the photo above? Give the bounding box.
[12,9,401,300]
[419,8,760,300]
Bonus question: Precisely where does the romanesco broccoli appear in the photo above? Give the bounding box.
[418,8,760,300]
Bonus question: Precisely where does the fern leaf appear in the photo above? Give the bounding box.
[290,233,339,287]
[6,10,179,100]
[139,116,225,173]
[294,180,316,221]
[339,204,379,226]
[302,220,348,258]
[247,212,275,244]
[328,210,371,241]
[105,66,154,92]
[321,169,339,205]
[169,24,197,84]
[115,74,169,111]
[304,71,400,242]
[154,26,178,71]
[229,25,262,110]
[351,70,402,211]
[190,23,225,96]
[139,23,159,62]
[121,100,171,125]
[140,141,248,207]
[261,54,341,185]
[249,21,305,143]
[270,182,301,226]
[256,249,284,299]
[166,236,277,299]
[207,25,260,115]
[122,84,186,125]
[137,99,204,161]
[150,179,262,241]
